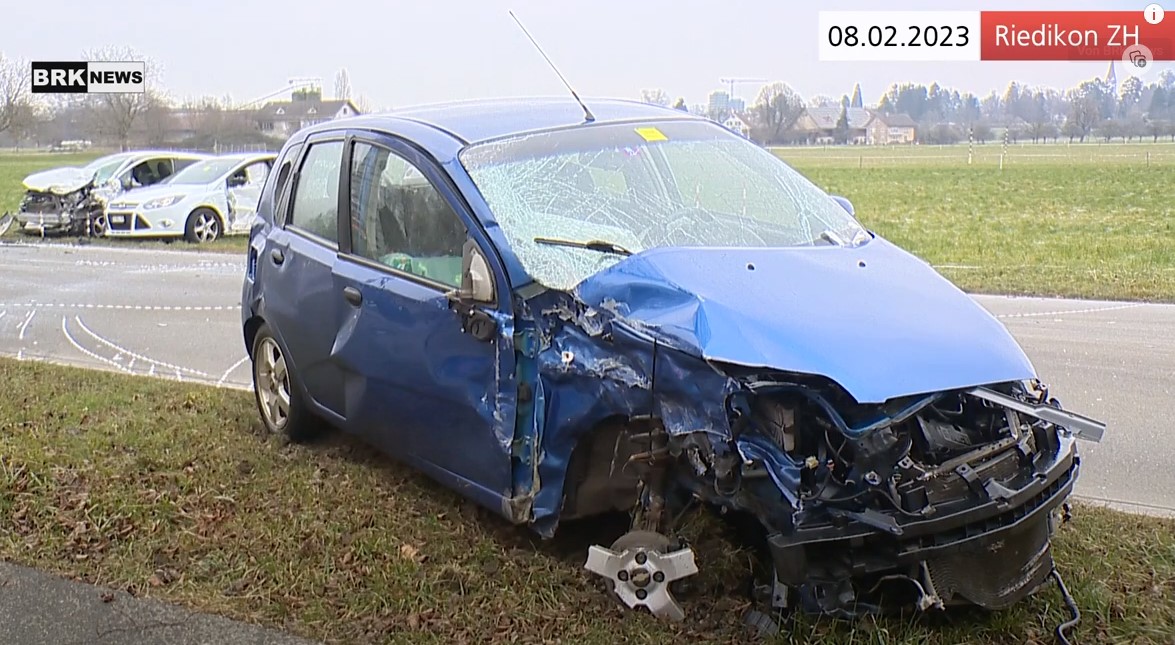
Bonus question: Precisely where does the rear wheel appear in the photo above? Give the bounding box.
[251,323,320,442]
[184,208,221,243]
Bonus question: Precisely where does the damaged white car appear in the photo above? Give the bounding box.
[14,150,210,237]
[104,152,276,243]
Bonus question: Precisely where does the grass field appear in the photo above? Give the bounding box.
[775,142,1175,302]
[3,144,1174,299]
[0,357,1172,644]
[0,151,247,254]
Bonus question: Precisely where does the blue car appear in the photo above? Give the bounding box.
[240,97,1105,623]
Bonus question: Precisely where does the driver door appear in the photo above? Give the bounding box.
[330,133,516,509]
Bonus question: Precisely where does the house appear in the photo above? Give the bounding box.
[793,107,871,144]
[722,114,751,138]
[255,88,361,137]
[865,113,918,145]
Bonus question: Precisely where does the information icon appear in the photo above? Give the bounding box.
[1144,3,1164,24]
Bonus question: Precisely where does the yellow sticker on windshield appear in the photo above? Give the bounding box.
[635,126,668,142]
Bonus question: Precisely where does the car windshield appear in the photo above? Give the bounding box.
[166,158,240,184]
[458,119,869,290]
[86,155,132,184]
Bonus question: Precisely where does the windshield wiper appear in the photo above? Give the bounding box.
[533,236,633,256]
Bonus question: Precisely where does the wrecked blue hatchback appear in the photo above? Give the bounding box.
[240,97,1105,623]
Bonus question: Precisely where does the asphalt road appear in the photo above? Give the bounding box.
[1,241,1172,516]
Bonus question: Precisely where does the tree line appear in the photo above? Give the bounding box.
[643,69,1175,145]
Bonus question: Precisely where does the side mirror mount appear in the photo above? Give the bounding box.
[830,195,855,217]
[446,239,497,342]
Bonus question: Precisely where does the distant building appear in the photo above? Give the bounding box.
[722,114,751,138]
[728,97,746,113]
[707,90,731,117]
[865,112,918,144]
[794,106,871,144]
[255,87,361,137]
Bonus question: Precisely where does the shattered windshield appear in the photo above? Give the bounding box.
[86,155,132,184]
[459,119,869,290]
[167,158,240,185]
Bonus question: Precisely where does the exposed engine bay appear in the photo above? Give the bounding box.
[577,375,1101,630]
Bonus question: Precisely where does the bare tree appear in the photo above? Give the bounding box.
[0,52,35,138]
[354,93,373,114]
[334,68,352,101]
[749,82,804,145]
[82,45,161,149]
[639,88,668,106]
[807,94,839,108]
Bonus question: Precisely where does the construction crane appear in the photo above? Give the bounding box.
[719,77,767,98]
[238,77,323,110]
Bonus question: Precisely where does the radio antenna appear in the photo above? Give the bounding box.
[508,10,595,122]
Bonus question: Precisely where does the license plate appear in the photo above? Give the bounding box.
[110,215,125,224]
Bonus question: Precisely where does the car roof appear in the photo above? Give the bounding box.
[198,152,277,163]
[306,96,702,145]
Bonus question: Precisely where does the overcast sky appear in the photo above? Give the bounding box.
[6,0,1166,109]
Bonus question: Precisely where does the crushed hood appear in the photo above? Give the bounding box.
[22,167,97,194]
[572,237,1035,404]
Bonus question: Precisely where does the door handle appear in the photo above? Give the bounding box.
[342,286,363,306]
[270,248,284,265]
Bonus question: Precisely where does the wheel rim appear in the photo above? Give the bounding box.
[254,337,290,432]
[193,212,219,242]
[92,215,107,236]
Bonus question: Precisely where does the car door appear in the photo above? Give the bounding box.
[226,159,272,233]
[258,135,349,421]
[330,133,516,504]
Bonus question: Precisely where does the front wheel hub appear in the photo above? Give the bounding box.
[585,531,698,621]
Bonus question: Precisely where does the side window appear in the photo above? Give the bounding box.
[348,141,468,288]
[288,140,343,244]
[243,161,271,185]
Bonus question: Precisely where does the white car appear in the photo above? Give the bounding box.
[103,152,277,243]
[15,150,210,237]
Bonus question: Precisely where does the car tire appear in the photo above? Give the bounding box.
[184,208,221,243]
[90,213,108,237]
[250,323,321,443]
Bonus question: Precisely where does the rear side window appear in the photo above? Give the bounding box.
[288,140,343,244]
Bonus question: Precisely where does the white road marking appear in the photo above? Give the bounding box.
[18,310,36,340]
[216,355,250,387]
[0,302,235,312]
[0,310,6,322]
[994,303,1145,320]
[60,316,132,373]
[73,316,211,378]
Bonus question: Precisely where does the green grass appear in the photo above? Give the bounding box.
[776,143,1175,302]
[1,357,1173,644]
[0,151,246,254]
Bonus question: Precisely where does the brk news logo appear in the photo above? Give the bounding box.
[31,61,145,94]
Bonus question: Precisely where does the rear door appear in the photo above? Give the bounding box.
[330,132,516,501]
[257,134,349,421]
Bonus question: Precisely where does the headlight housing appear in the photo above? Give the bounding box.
[142,195,184,209]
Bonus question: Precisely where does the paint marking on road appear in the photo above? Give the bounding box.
[73,315,212,378]
[995,303,1145,320]
[0,302,235,312]
[216,355,250,387]
[60,316,132,373]
[0,310,6,322]
[18,310,36,340]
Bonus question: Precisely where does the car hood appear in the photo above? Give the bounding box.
[22,167,96,194]
[571,237,1035,404]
